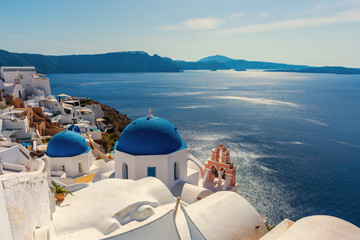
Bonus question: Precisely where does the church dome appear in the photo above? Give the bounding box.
[46,131,90,157]
[116,116,187,155]
[67,124,81,133]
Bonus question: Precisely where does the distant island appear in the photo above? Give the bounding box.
[267,66,360,75]
[167,55,310,71]
[0,49,359,74]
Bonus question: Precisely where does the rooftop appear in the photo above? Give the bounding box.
[1,66,36,72]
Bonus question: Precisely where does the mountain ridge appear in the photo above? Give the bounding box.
[0,49,180,73]
[1,49,359,74]
[198,55,235,63]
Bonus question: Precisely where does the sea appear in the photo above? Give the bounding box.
[48,70,360,226]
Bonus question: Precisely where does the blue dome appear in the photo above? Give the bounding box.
[67,124,81,133]
[46,131,90,157]
[116,116,187,155]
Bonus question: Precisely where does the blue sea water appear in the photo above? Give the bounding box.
[48,70,360,226]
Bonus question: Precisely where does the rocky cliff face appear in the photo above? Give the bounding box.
[84,99,132,152]
[94,100,132,134]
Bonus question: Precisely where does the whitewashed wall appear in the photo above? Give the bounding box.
[32,78,51,96]
[115,148,189,189]
[48,151,94,178]
[12,84,25,100]
[1,70,35,83]
[0,183,12,240]
[0,171,52,240]
[0,144,20,164]
[81,112,95,125]
[2,117,28,131]
[86,104,104,119]
[167,149,188,188]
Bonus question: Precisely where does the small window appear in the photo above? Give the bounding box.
[62,165,65,172]
[147,166,156,177]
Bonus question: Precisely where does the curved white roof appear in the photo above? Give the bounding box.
[261,215,360,240]
[53,178,176,239]
[52,178,270,240]
[186,191,268,240]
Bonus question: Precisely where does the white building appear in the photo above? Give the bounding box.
[114,113,199,189]
[39,96,96,126]
[39,96,73,124]
[0,66,51,99]
[45,131,103,178]
[0,108,34,142]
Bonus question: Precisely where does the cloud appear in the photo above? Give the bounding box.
[260,11,271,17]
[210,96,300,107]
[229,12,243,18]
[158,17,225,31]
[213,9,360,34]
[313,4,325,10]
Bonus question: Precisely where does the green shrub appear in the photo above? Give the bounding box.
[102,132,120,153]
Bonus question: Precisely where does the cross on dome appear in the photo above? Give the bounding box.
[148,108,154,118]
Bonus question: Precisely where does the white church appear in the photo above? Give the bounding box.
[45,130,105,178]
[114,110,199,189]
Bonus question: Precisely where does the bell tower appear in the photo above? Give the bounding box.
[203,144,237,190]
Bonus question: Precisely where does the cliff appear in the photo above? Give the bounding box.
[84,99,132,152]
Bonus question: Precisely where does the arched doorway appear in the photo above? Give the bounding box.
[219,167,226,181]
[210,165,218,181]
[122,162,128,179]
[174,162,179,180]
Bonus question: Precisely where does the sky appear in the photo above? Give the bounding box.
[1,0,360,67]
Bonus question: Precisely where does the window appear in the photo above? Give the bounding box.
[174,162,179,180]
[78,162,83,173]
[122,163,128,179]
[147,166,156,177]
[62,165,65,172]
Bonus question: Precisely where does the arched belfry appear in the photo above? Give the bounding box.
[203,144,237,190]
